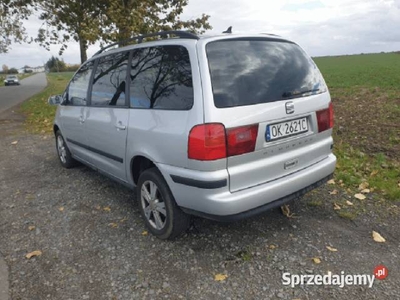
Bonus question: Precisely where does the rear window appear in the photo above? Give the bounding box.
[206,39,327,108]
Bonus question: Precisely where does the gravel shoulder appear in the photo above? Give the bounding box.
[0,111,399,300]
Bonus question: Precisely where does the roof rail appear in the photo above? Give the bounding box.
[261,33,281,37]
[93,30,199,57]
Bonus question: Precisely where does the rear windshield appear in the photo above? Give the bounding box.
[206,39,327,108]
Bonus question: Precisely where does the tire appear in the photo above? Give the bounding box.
[137,168,190,240]
[55,130,78,168]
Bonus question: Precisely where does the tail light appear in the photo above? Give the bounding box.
[188,123,258,160]
[316,102,334,132]
[227,124,258,157]
[188,123,226,160]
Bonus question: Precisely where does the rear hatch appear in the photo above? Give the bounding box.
[203,37,333,192]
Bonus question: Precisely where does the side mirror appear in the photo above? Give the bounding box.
[48,95,63,105]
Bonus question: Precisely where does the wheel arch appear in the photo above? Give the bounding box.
[53,124,60,135]
[130,155,157,185]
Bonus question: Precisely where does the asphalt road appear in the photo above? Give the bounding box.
[0,73,47,114]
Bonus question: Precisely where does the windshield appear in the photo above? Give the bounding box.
[7,76,17,79]
[206,39,327,108]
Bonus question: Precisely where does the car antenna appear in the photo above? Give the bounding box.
[223,26,232,34]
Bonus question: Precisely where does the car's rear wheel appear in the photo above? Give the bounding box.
[137,168,190,240]
[55,131,77,168]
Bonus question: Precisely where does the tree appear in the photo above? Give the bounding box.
[2,64,9,73]
[45,56,66,72]
[35,0,211,63]
[2,0,211,63]
[101,0,211,44]
[0,0,32,53]
[36,0,104,63]
[8,68,18,74]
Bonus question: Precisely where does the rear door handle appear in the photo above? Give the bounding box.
[115,121,126,130]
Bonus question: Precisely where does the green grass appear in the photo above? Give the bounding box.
[20,72,73,133]
[314,53,400,91]
[314,52,400,201]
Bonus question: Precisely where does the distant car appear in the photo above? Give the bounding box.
[4,75,20,86]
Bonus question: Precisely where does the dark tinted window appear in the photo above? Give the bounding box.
[91,52,129,107]
[129,45,193,110]
[206,39,327,108]
[68,61,94,106]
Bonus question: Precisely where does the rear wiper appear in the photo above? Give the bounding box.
[282,89,320,98]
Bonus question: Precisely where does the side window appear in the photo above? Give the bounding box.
[68,61,94,106]
[91,52,129,107]
[129,45,193,110]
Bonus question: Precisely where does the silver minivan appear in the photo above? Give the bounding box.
[49,31,336,239]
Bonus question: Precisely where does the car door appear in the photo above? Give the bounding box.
[59,61,94,163]
[85,52,130,181]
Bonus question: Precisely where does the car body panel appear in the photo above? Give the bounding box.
[85,107,130,181]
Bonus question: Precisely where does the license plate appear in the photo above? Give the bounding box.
[266,117,308,141]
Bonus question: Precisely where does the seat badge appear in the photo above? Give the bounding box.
[285,102,295,114]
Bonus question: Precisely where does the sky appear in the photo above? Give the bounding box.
[1,0,399,69]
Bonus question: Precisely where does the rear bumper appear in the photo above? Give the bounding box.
[157,153,336,218]
[182,174,333,222]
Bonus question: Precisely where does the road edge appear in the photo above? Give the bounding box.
[0,253,9,300]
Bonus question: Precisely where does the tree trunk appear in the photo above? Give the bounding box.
[79,38,88,63]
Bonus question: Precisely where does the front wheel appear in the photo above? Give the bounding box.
[55,131,78,168]
[137,168,190,240]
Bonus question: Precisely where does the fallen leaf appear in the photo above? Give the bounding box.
[346,200,354,206]
[11,141,18,145]
[329,189,338,195]
[354,193,366,200]
[370,170,379,177]
[281,204,290,217]
[280,204,295,218]
[142,230,148,236]
[327,179,335,185]
[372,231,386,243]
[25,194,35,200]
[312,257,321,264]
[58,207,64,212]
[333,203,341,210]
[120,218,128,223]
[26,250,42,259]
[28,226,35,231]
[103,206,111,212]
[95,205,101,210]
[109,223,118,228]
[214,273,228,281]
[326,246,338,252]
[358,182,369,190]
[361,189,370,194]
[269,244,276,250]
